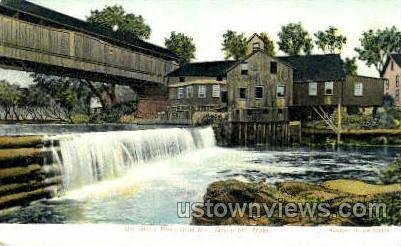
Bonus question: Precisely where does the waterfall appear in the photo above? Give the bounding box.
[49,127,216,191]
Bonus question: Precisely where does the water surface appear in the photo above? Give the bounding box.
[1,144,398,224]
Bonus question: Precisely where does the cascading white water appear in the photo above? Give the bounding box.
[49,127,216,191]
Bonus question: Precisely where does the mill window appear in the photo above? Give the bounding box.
[212,85,220,98]
[277,85,286,97]
[198,85,206,98]
[239,88,247,99]
[354,82,363,96]
[252,42,260,51]
[186,86,193,98]
[177,87,184,99]
[255,86,264,99]
[308,82,317,96]
[324,81,334,95]
[241,63,249,75]
[270,61,278,74]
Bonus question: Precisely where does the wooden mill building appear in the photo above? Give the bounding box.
[167,49,294,145]
[167,60,236,119]
[226,50,294,145]
[278,54,385,119]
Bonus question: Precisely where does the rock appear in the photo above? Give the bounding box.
[192,179,401,226]
[323,179,401,196]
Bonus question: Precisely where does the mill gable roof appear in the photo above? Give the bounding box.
[278,54,346,82]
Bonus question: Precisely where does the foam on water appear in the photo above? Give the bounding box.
[49,127,216,191]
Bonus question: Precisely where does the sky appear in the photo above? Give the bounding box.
[2,0,400,86]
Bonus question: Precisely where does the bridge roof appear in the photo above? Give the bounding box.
[0,0,180,61]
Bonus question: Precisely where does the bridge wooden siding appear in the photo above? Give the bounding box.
[0,14,179,85]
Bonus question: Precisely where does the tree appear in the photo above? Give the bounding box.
[87,5,149,110]
[31,74,93,115]
[314,26,347,54]
[0,80,21,120]
[221,30,248,60]
[259,32,276,56]
[355,26,401,74]
[343,57,358,75]
[164,31,196,63]
[277,22,314,56]
[87,5,151,39]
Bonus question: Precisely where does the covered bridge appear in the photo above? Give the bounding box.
[0,0,180,87]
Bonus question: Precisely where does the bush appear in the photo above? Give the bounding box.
[381,159,401,184]
[70,114,90,124]
[93,101,137,123]
[192,112,227,126]
[376,107,401,129]
[119,114,136,124]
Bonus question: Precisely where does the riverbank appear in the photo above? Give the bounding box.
[302,127,401,147]
[192,179,401,226]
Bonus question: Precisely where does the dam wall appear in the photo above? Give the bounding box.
[0,136,61,209]
[0,126,216,210]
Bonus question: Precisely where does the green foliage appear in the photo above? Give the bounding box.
[221,30,248,60]
[192,112,226,126]
[259,32,276,56]
[277,22,314,55]
[164,31,196,63]
[94,101,137,123]
[381,159,401,184]
[87,5,151,39]
[384,94,395,108]
[343,57,358,75]
[0,80,21,107]
[346,114,380,129]
[314,26,347,54]
[119,114,136,124]
[355,26,401,74]
[31,74,93,114]
[20,86,52,107]
[376,107,401,128]
[70,114,90,124]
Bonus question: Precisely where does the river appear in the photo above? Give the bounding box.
[0,126,399,224]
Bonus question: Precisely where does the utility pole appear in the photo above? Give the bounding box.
[337,103,341,145]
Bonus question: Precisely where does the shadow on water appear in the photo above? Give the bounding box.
[0,199,83,223]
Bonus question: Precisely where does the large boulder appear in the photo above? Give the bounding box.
[192,179,401,226]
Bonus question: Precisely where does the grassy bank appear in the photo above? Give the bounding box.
[302,127,401,147]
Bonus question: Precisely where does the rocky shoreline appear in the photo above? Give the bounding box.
[192,179,401,226]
